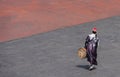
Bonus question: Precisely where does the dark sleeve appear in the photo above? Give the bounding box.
[96,37,99,48]
[85,36,90,48]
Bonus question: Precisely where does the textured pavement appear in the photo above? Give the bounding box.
[1,0,120,42]
[1,16,120,77]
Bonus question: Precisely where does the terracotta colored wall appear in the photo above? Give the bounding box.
[0,0,120,42]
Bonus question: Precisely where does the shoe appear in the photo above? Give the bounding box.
[89,65,95,70]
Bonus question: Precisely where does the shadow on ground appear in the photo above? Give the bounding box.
[76,65,89,70]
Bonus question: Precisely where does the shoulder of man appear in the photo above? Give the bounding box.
[88,34,95,40]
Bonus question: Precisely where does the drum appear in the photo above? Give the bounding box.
[78,47,86,59]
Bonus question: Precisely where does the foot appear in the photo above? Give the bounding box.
[89,65,95,71]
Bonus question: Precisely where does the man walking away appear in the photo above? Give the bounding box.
[85,27,99,70]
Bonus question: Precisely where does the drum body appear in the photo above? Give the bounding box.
[78,47,86,59]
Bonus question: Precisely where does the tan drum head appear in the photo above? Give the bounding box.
[78,47,86,59]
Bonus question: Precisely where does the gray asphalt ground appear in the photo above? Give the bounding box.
[1,16,120,77]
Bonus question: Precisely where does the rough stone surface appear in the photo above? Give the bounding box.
[1,0,120,42]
